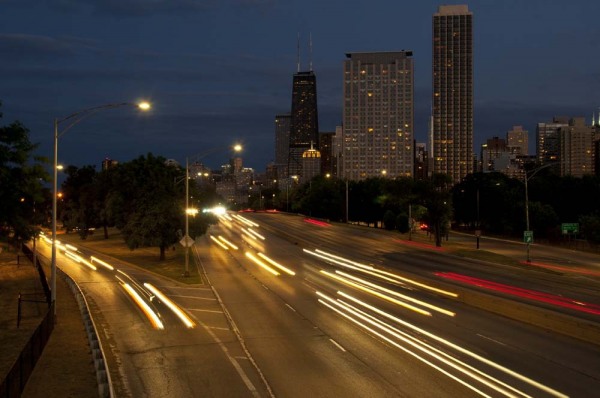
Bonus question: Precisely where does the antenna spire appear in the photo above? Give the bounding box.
[309,32,313,71]
[296,33,300,73]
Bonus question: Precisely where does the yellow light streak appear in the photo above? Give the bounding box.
[247,228,265,240]
[232,214,259,227]
[144,283,195,329]
[217,236,239,250]
[210,235,229,250]
[122,283,164,330]
[90,256,115,271]
[338,291,568,398]
[257,253,295,276]
[64,250,97,271]
[320,270,430,316]
[335,270,455,317]
[245,252,280,276]
[65,243,78,252]
[312,249,457,298]
[240,228,258,240]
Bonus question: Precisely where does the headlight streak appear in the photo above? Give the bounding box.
[320,270,431,316]
[217,236,239,250]
[240,228,258,240]
[232,214,259,227]
[316,292,491,398]
[122,283,164,330]
[257,253,296,276]
[336,291,569,398]
[311,249,458,298]
[64,250,97,271]
[90,256,115,271]
[246,228,265,240]
[143,283,196,329]
[65,243,78,252]
[210,235,229,250]
[334,270,455,317]
[245,252,280,276]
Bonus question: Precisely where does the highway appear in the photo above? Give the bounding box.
[35,212,600,397]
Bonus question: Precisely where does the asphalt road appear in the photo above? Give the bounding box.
[35,213,600,397]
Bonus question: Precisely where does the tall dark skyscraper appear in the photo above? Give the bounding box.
[432,4,473,184]
[274,114,291,178]
[289,70,319,177]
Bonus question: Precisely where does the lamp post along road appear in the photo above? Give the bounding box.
[523,163,556,263]
[52,101,150,314]
[182,144,242,277]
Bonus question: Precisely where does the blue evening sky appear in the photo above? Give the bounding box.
[1,0,598,171]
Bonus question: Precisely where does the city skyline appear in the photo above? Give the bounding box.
[1,1,599,171]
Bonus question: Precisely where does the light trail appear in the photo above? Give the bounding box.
[240,228,257,240]
[217,236,239,250]
[303,218,331,227]
[320,270,431,316]
[437,272,600,316]
[310,249,458,297]
[337,291,569,398]
[232,214,259,227]
[143,283,196,329]
[257,253,296,276]
[65,243,78,252]
[64,250,97,271]
[210,235,229,250]
[335,270,455,317]
[122,283,164,330]
[90,256,115,271]
[246,228,265,240]
[245,252,280,276]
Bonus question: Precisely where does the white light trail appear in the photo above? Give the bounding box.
[245,252,280,276]
[246,228,265,240]
[144,283,195,329]
[217,236,239,250]
[210,235,229,250]
[90,256,115,271]
[122,283,164,330]
[257,253,295,276]
[64,250,97,271]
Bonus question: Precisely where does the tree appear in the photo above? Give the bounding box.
[61,165,98,239]
[0,103,49,243]
[420,174,452,247]
[383,210,396,230]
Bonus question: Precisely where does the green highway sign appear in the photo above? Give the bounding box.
[561,223,579,234]
[523,230,533,243]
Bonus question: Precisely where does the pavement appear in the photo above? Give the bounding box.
[0,244,97,398]
[1,227,598,398]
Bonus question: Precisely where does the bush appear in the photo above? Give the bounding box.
[383,210,396,230]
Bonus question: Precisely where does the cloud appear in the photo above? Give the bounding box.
[0,34,82,59]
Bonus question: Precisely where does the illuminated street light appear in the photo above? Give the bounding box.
[182,143,242,277]
[52,101,150,315]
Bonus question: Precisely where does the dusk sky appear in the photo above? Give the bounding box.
[1,0,599,172]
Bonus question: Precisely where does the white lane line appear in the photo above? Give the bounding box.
[329,338,347,352]
[285,303,296,312]
[158,286,212,291]
[168,295,216,300]
[188,308,224,314]
[476,334,507,346]
[196,320,260,397]
[208,326,230,331]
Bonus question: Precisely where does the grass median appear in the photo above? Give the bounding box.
[60,229,203,284]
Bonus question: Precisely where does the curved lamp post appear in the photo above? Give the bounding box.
[182,143,242,277]
[51,101,151,315]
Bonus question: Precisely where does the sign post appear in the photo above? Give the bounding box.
[524,231,533,262]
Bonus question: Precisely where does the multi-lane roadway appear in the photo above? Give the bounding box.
[37,212,600,397]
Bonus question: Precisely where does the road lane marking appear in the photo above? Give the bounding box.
[329,338,346,352]
[168,295,216,300]
[476,334,507,346]
[207,326,230,331]
[188,308,224,313]
[285,303,296,312]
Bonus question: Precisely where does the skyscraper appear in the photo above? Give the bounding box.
[432,4,473,184]
[274,114,291,177]
[559,117,596,177]
[289,71,319,177]
[536,116,568,164]
[342,51,414,180]
[507,125,529,155]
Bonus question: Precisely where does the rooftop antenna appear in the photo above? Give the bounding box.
[296,32,300,73]
[309,32,313,71]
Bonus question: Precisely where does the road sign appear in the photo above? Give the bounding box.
[523,230,533,244]
[179,235,195,247]
[561,223,579,234]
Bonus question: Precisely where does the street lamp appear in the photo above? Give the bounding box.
[183,143,242,277]
[52,101,150,315]
[523,163,556,262]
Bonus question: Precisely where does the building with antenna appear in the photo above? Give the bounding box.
[288,34,319,179]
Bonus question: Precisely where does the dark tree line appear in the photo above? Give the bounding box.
[60,154,219,260]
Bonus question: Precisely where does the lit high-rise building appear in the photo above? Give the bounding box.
[537,117,568,164]
[507,125,529,155]
[275,114,291,177]
[432,4,473,184]
[319,131,336,177]
[342,51,414,180]
[559,117,596,177]
[289,71,319,178]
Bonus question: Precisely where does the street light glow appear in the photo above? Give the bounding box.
[233,144,243,152]
[138,101,151,111]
